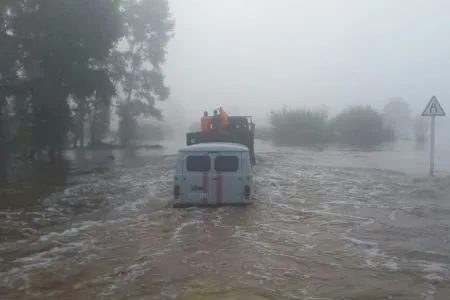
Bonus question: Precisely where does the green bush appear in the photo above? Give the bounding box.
[330,105,395,145]
[268,105,395,146]
[269,107,332,146]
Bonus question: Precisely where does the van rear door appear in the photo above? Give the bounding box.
[182,153,215,205]
[213,152,243,204]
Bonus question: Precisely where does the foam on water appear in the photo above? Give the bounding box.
[2,144,450,299]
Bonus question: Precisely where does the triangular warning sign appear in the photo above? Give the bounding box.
[422,96,445,116]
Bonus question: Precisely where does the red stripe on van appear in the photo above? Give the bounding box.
[203,172,209,204]
[216,173,222,204]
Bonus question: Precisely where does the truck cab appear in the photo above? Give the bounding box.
[186,116,256,165]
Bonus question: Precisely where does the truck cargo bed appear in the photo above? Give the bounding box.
[186,131,256,166]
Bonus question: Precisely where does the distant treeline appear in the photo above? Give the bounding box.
[256,99,429,146]
[0,0,174,159]
[127,121,173,142]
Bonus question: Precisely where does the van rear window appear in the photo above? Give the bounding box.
[214,156,239,172]
[186,156,211,172]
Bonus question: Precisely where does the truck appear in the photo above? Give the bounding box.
[186,115,256,166]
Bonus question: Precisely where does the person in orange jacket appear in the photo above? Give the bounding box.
[200,111,212,132]
[218,106,229,131]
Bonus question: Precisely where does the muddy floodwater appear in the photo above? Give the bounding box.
[1,140,450,299]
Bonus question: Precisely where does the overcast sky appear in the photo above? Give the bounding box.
[160,0,450,125]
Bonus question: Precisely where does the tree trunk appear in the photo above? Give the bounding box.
[78,99,86,148]
[0,96,6,148]
[90,99,98,144]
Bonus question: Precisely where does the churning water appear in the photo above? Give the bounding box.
[1,139,450,299]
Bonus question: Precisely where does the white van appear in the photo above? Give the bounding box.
[173,142,253,207]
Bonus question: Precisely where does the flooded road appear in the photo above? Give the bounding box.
[1,140,450,299]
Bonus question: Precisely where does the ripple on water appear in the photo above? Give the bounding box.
[1,151,450,299]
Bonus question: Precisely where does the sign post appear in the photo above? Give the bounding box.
[421,96,446,177]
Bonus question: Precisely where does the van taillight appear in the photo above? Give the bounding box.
[174,184,180,199]
[244,185,250,199]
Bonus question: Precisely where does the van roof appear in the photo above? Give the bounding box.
[179,142,249,153]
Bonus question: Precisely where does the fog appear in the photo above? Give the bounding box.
[160,0,450,130]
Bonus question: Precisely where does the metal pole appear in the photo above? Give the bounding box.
[430,116,435,177]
